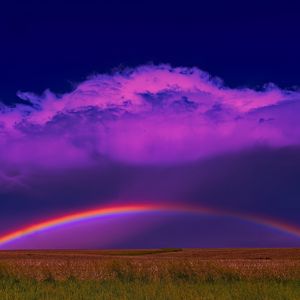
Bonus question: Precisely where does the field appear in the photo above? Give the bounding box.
[0,248,299,299]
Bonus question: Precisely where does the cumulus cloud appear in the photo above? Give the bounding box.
[0,64,300,174]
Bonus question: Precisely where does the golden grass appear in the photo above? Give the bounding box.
[0,248,299,282]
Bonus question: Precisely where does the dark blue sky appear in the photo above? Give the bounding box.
[1,0,300,104]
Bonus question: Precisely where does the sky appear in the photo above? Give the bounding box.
[0,0,300,249]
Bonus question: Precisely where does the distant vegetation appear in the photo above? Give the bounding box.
[82,248,183,256]
[0,248,299,299]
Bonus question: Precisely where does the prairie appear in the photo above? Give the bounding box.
[0,248,299,299]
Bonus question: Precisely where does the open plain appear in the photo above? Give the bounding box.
[0,248,299,299]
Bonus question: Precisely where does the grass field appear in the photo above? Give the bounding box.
[0,248,299,299]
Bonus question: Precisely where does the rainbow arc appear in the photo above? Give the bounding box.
[0,203,299,246]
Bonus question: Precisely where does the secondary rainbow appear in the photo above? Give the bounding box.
[0,203,299,247]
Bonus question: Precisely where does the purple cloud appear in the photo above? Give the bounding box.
[0,64,299,176]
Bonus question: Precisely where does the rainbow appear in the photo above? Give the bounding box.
[0,203,300,247]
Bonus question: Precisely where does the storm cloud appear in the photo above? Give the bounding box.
[1,65,300,248]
